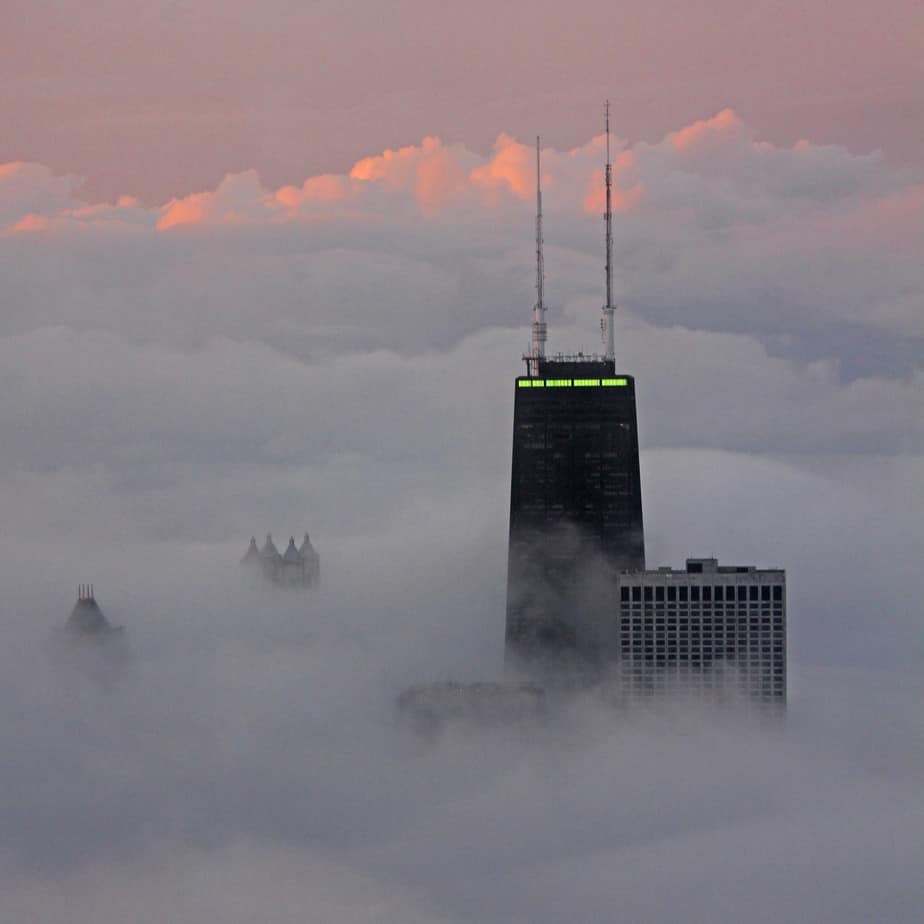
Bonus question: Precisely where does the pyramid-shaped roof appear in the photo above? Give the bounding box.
[261,533,281,559]
[66,588,114,636]
[241,536,260,563]
[299,532,318,559]
[283,537,302,563]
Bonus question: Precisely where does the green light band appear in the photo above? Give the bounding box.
[517,377,628,388]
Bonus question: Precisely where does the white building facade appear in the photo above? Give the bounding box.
[614,558,786,703]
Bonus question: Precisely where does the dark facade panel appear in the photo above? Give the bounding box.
[506,366,645,662]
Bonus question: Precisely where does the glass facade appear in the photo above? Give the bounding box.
[505,360,645,660]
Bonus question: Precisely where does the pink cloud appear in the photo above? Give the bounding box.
[157,170,269,231]
[350,137,471,212]
[2,111,914,247]
[668,108,745,151]
[7,213,50,234]
[275,174,353,208]
[157,192,211,230]
[469,134,533,203]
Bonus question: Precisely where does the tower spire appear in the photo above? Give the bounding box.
[602,101,616,363]
[530,135,547,376]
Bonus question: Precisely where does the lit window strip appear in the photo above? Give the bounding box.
[517,377,628,388]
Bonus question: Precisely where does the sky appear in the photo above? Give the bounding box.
[2,0,923,201]
[1,2,923,921]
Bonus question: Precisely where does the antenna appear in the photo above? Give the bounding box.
[602,101,616,363]
[530,135,547,376]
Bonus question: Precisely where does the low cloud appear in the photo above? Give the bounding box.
[1,111,921,920]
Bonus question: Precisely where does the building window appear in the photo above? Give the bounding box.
[621,586,630,602]
[702,586,712,602]
[644,587,653,602]
[749,586,758,601]
[632,586,641,602]
[773,585,783,601]
[679,587,688,602]
[655,587,664,602]
[691,586,700,602]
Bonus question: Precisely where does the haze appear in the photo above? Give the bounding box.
[1,2,923,920]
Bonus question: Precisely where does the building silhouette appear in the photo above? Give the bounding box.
[64,585,124,638]
[505,360,645,662]
[505,129,645,664]
[242,532,320,587]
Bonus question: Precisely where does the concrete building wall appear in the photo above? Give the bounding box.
[614,559,786,702]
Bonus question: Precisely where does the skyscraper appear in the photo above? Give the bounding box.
[505,361,645,660]
[505,117,645,665]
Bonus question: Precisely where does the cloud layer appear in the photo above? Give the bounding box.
[1,111,922,921]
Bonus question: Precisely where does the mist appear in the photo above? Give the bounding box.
[2,114,923,920]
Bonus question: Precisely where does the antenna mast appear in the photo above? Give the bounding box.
[602,101,616,363]
[529,135,547,376]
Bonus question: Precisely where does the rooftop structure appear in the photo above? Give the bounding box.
[242,532,320,587]
[64,585,123,638]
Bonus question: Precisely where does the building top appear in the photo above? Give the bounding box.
[535,356,616,378]
[261,533,281,560]
[299,533,318,560]
[65,585,121,636]
[283,537,302,563]
[684,558,784,575]
[517,373,633,389]
[241,537,260,564]
[618,558,784,581]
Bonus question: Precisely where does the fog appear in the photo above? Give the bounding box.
[1,116,922,920]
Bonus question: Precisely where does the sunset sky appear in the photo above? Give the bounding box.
[1,4,922,922]
[2,0,922,201]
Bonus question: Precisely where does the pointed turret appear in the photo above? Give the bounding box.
[280,536,307,586]
[261,533,281,560]
[299,532,320,586]
[283,537,301,563]
[241,536,260,565]
[260,532,282,580]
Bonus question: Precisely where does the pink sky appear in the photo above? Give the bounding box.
[2,0,921,203]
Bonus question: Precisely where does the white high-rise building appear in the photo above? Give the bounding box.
[614,558,786,702]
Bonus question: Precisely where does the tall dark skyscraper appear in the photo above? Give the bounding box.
[505,360,645,660]
[505,115,645,665]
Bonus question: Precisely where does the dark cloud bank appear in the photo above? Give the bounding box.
[1,120,922,921]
